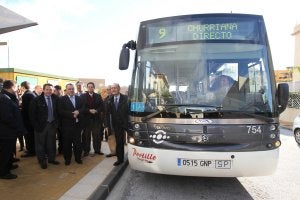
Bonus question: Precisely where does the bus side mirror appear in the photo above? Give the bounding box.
[277,83,289,114]
[119,44,129,70]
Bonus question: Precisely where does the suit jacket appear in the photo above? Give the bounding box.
[29,93,59,132]
[58,95,84,128]
[104,95,112,132]
[21,90,35,131]
[0,90,25,139]
[80,92,104,127]
[107,93,128,130]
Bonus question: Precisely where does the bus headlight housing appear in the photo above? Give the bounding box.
[269,124,277,131]
[134,131,140,137]
[269,133,276,139]
[267,140,281,148]
[134,123,140,129]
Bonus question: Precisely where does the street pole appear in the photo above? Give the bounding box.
[0,42,9,68]
[7,44,9,68]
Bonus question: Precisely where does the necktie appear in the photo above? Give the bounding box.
[46,96,54,122]
[114,97,118,110]
[70,96,76,108]
[70,96,78,122]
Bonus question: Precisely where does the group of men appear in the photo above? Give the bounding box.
[0,79,128,179]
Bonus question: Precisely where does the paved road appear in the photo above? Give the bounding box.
[107,127,300,200]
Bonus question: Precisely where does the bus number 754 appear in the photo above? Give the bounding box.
[246,126,262,134]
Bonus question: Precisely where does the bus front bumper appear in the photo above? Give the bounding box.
[127,144,279,177]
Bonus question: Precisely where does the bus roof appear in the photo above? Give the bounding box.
[141,13,264,24]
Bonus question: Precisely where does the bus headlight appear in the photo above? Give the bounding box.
[129,137,135,144]
[269,133,276,139]
[274,140,281,147]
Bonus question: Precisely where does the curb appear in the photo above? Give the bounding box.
[88,155,129,200]
[281,126,293,131]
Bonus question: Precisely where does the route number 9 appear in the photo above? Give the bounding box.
[159,28,166,39]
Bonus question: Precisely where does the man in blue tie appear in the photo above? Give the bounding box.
[105,83,128,166]
[29,84,60,169]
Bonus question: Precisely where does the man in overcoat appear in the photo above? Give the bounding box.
[106,83,128,166]
[0,80,25,179]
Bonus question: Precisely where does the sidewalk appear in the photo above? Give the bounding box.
[280,120,293,130]
[0,141,128,200]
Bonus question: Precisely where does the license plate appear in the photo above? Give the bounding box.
[177,158,231,169]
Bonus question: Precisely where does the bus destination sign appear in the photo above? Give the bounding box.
[147,21,258,44]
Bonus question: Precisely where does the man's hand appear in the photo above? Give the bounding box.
[72,110,79,118]
[89,109,97,114]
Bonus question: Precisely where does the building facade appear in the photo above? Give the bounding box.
[292,24,300,66]
[0,68,78,89]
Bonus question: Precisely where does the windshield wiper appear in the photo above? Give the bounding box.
[141,105,176,122]
[204,109,273,123]
[239,112,273,123]
[141,104,222,122]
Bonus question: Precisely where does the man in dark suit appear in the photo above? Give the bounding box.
[0,80,25,179]
[29,84,60,169]
[33,85,42,97]
[106,83,128,166]
[58,83,84,165]
[75,81,84,96]
[80,82,105,156]
[0,77,3,91]
[53,85,63,154]
[104,85,116,157]
[20,81,36,157]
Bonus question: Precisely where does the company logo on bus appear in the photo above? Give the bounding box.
[149,130,170,144]
[153,124,172,131]
[132,147,157,163]
[191,134,209,143]
[194,119,213,124]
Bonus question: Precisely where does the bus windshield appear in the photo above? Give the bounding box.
[130,15,273,117]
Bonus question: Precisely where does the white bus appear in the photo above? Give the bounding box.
[119,13,289,177]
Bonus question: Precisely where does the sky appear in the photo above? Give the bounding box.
[0,0,299,86]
